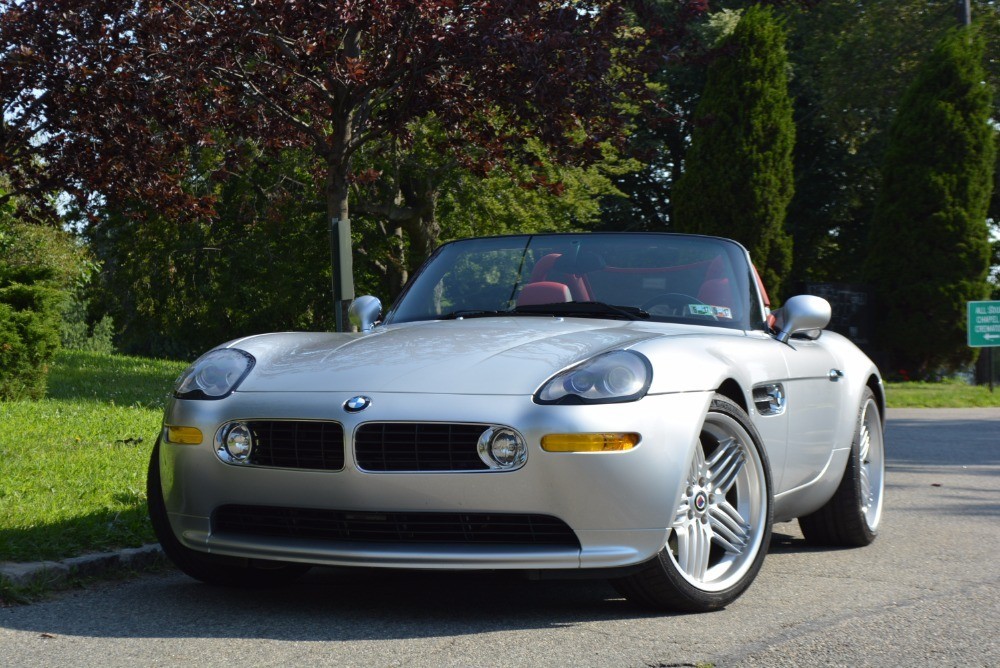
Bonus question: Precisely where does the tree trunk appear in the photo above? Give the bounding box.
[386,225,408,298]
[399,173,441,273]
[402,206,441,274]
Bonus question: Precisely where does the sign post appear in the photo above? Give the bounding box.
[968,300,1000,392]
[329,217,355,332]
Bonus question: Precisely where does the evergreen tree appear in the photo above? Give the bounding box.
[0,197,79,399]
[671,5,795,298]
[865,27,996,378]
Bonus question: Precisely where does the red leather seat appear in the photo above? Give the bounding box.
[517,281,573,306]
[528,253,590,301]
[698,278,732,308]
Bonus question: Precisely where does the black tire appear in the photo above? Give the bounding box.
[613,395,773,612]
[147,438,311,586]
[799,387,885,547]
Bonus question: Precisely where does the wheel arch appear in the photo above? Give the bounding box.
[867,374,886,427]
[715,377,749,415]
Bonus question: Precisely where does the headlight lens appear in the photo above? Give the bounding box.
[536,350,652,404]
[174,349,255,400]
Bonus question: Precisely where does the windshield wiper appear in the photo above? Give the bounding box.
[440,302,650,321]
[439,309,512,319]
[513,302,650,321]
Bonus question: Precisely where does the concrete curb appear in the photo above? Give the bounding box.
[0,544,165,590]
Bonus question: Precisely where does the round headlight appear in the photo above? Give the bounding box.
[536,350,652,404]
[603,364,642,396]
[174,349,255,400]
[477,427,527,470]
[217,422,254,464]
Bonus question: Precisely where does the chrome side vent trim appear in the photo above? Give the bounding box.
[752,384,786,416]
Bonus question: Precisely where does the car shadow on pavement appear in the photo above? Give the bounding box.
[0,568,697,641]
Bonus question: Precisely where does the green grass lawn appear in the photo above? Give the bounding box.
[885,379,1000,408]
[0,350,187,563]
[1,349,998,566]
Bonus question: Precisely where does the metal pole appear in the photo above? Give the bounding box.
[328,217,355,332]
[956,0,971,26]
[991,347,995,393]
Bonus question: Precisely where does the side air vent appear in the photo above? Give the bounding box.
[752,384,786,417]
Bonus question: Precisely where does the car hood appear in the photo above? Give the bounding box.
[230,318,665,395]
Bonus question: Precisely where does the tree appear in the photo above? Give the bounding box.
[87,126,634,358]
[350,114,638,293]
[865,27,997,378]
[85,147,337,358]
[670,5,795,297]
[0,1,640,328]
[782,1,973,285]
[0,189,85,399]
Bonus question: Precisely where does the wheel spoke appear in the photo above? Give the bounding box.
[709,501,750,553]
[691,442,706,478]
[859,463,872,510]
[709,438,746,494]
[676,520,712,582]
[705,436,737,470]
[673,499,691,526]
[858,423,871,463]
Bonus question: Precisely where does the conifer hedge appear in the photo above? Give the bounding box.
[866,27,996,378]
[672,5,795,299]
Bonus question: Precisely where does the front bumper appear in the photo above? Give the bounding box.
[159,390,712,570]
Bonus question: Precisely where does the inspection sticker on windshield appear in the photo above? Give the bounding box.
[689,304,733,319]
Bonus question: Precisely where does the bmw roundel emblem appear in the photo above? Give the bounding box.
[694,492,708,512]
[344,395,372,413]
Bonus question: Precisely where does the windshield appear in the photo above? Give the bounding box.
[386,233,763,330]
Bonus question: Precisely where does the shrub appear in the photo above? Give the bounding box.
[60,293,116,354]
[0,210,87,398]
[0,278,62,400]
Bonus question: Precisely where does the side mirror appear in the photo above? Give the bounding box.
[348,295,382,333]
[774,295,831,344]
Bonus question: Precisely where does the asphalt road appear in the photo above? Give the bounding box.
[1,408,998,667]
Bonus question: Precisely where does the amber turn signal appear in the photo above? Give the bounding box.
[164,425,203,445]
[540,433,640,452]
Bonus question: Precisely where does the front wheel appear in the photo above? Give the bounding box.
[799,387,885,546]
[614,395,773,612]
[147,439,311,587]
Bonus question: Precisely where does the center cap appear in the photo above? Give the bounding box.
[694,492,708,513]
[344,395,372,413]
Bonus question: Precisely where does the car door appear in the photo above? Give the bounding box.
[777,336,844,492]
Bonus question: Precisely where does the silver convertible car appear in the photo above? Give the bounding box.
[149,232,885,612]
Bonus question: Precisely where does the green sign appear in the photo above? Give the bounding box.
[968,301,1000,347]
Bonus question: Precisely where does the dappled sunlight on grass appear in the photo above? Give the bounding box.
[0,350,187,562]
[46,349,189,408]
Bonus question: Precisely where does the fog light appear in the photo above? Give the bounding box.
[541,433,640,452]
[477,427,527,470]
[217,422,254,464]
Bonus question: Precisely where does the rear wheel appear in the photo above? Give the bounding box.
[614,396,772,612]
[147,439,311,586]
[799,387,884,546]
